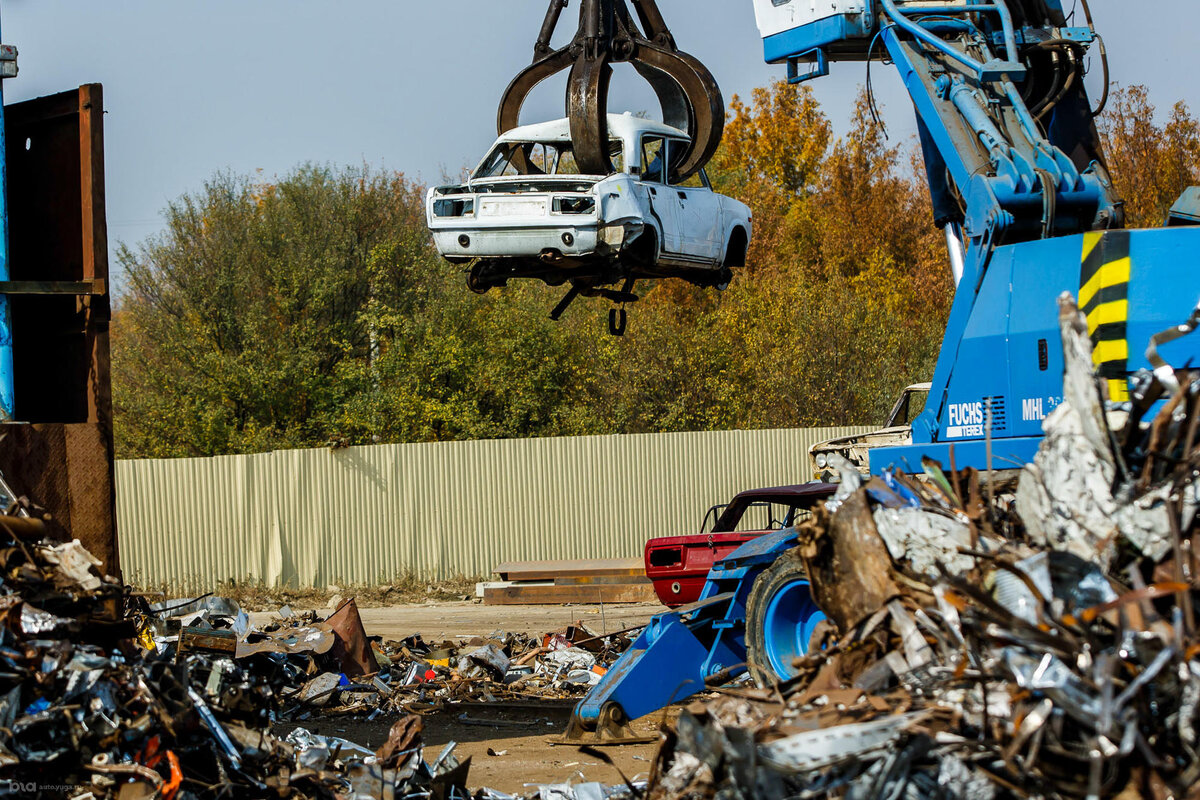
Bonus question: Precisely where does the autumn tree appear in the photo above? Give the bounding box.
[697,82,950,427]
[707,82,831,272]
[1099,85,1200,227]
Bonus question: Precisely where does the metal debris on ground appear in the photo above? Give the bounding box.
[0,494,637,798]
[643,294,1200,799]
[240,615,634,719]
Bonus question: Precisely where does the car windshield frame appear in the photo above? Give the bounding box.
[707,486,836,533]
[474,138,626,179]
[666,138,711,189]
[885,387,930,428]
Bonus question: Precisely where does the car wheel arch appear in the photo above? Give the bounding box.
[724,226,749,269]
[628,223,660,266]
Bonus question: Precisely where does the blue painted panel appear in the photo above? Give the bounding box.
[871,437,1043,474]
[712,529,797,571]
[938,248,1015,442]
[574,619,711,724]
[896,226,1200,474]
[1006,236,1079,436]
[1126,228,1200,371]
[762,15,872,64]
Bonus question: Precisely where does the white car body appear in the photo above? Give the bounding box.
[809,383,933,481]
[426,114,752,290]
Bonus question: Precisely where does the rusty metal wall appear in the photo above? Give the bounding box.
[115,427,870,590]
[2,85,118,574]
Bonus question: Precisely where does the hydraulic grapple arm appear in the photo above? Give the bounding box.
[498,0,724,182]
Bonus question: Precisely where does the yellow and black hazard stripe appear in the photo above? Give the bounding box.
[1079,230,1131,402]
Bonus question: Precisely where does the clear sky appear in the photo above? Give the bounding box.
[3,0,1197,265]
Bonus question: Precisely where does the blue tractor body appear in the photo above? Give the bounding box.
[569,529,822,737]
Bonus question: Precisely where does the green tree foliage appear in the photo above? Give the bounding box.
[114,82,957,459]
[115,167,434,456]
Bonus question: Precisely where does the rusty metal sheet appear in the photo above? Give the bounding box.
[6,84,112,429]
[483,583,656,606]
[799,491,901,634]
[235,623,336,659]
[494,558,645,581]
[177,627,237,659]
[0,423,117,574]
[325,598,376,678]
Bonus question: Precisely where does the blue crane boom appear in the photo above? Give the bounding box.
[757,0,1199,474]
[564,0,1200,743]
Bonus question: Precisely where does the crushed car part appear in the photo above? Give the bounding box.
[809,383,932,481]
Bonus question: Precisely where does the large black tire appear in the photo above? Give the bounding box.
[744,548,825,687]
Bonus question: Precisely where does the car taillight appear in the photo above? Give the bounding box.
[553,196,596,215]
[433,198,474,217]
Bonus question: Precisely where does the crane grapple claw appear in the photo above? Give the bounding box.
[567,53,615,175]
[500,0,724,181]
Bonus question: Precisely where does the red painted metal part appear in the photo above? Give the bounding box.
[644,483,837,608]
[645,531,761,607]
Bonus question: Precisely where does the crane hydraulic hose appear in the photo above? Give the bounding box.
[1077,0,1110,117]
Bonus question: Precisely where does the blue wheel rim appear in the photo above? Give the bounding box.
[762,580,826,681]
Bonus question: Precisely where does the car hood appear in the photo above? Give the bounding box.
[810,426,912,453]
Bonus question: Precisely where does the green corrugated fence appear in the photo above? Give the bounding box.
[115,427,869,590]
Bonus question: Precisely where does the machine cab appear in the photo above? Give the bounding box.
[752,0,875,78]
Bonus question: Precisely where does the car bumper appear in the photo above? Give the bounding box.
[431,223,602,259]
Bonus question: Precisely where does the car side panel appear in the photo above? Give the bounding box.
[674,186,723,261]
[635,182,682,255]
[720,197,753,262]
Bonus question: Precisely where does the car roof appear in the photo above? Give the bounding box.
[498,114,689,144]
[730,483,838,503]
[710,482,836,533]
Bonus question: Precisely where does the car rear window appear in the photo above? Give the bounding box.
[475,140,624,178]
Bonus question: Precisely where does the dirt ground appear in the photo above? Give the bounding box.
[251,600,661,641]
[276,705,674,794]
[268,601,670,794]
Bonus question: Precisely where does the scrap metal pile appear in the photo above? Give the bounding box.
[0,522,475,798]
[209,612,634,720]
[0,501,634,799]
[645,295,1200,799]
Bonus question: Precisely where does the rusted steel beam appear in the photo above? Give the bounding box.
[483,583,656,605]
[0,279,106,295]
[494,558,645,581]
[1,84,117,576]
